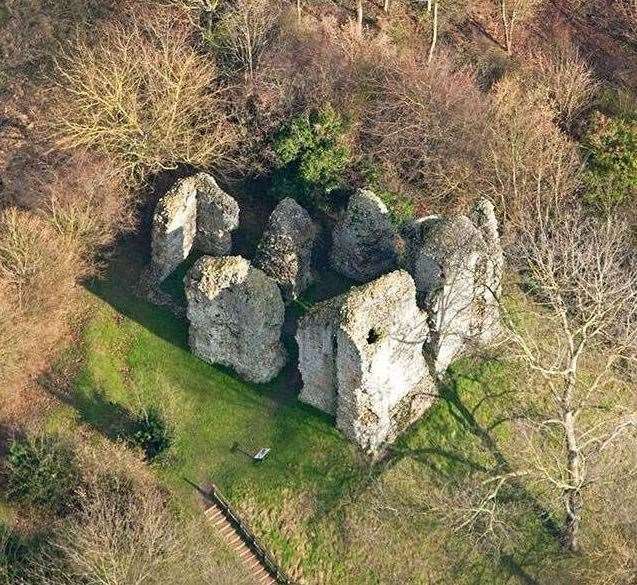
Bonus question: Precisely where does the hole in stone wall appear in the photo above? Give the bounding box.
[367,328,381,344]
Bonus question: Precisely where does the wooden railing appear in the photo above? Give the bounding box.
[207,482,296,585]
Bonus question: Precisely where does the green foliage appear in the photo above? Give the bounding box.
[583,112,637,211]
[271,104,350,207]
[5,434,78,510]
[360,159,415,225]
[129,407,172,461]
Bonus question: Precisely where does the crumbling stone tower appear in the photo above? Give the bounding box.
[296,270,435,454]
[185,256,287,384]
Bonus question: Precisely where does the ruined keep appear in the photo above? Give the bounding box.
[296,271,435,453]
[330,189,399,282]
[254,198,319,302]
[150,173,239,282]
[402,199,504,372]
[185,256,287,384]
[146,172,505,454]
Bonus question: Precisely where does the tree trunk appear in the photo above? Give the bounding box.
[562,365,583,552]
[384,0,391,13]
[297,0,301,21]
[427,0,439,65]
[501,0,513,54]
[563,469,582,552]
[356,0,363,36]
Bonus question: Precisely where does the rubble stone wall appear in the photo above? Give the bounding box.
[149,173,238,283]
[297,271,435,453]
[185,256,287,384]
[148,175,505,454]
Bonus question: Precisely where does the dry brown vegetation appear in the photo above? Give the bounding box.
[2,436,251,584]
[0,152,135,392]
[364,54,489,213]
[0,209,81,385]
[52,10,237,180]
[481,74,582,228]
[28,483,250,585]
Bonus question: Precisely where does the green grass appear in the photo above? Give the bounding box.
[52,240,367,580]
[39,236,563,583]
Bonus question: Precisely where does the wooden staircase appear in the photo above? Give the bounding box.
[202,484,295,585]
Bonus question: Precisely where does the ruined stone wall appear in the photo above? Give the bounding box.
[254,198,319,302]
[297,271,435,453]
[149,172,238,283]
[185,256,287,384]
[147,176,505,454]
[402,199,504,373]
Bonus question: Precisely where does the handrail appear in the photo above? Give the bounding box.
[208,482,296,585]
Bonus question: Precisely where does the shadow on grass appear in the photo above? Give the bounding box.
[385,365,561,585]
[0,522,51,582]
[85,234,190,351]
[38,367,138,445]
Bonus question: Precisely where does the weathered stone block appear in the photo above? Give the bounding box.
[297,270,434,453]
[330,189,399,282]
[195,174,240,256]
[403,199,504,372]
[150,176,198,282]
[185,256,286,384]
[149,173,239,282]
[254,198,319,302]
[470,198,504,345]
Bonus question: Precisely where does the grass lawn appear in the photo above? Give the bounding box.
[40,233,564,584]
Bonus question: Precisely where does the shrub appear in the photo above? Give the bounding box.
[42,153,136,260]
[482,76,580,227]
[26,480,248,585]
[525,49,598,132]
[0,0,119,72]
[129,408,172,461]
[0,208,81,316]
[583,113,637,212]
[360,159,415,225]
[0,207,82,388]
[52,11,237,180]
[364,55,488,213]
[271,104,351,207]
[0,154,133,390]
[5,434,79,510]
[202,0,283,79]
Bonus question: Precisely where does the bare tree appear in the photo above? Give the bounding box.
[207,0,282,80]
[483,76,580,227]
[504,207,637,552]
[427,0,439,65]
[499,0,541,54]
[356,0,364,36]
[25,481,251,584]
[53,14,237,179]
[364,56,488,211]
[525,49,598,132]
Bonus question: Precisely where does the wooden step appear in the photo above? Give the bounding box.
[200,487,292,585]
